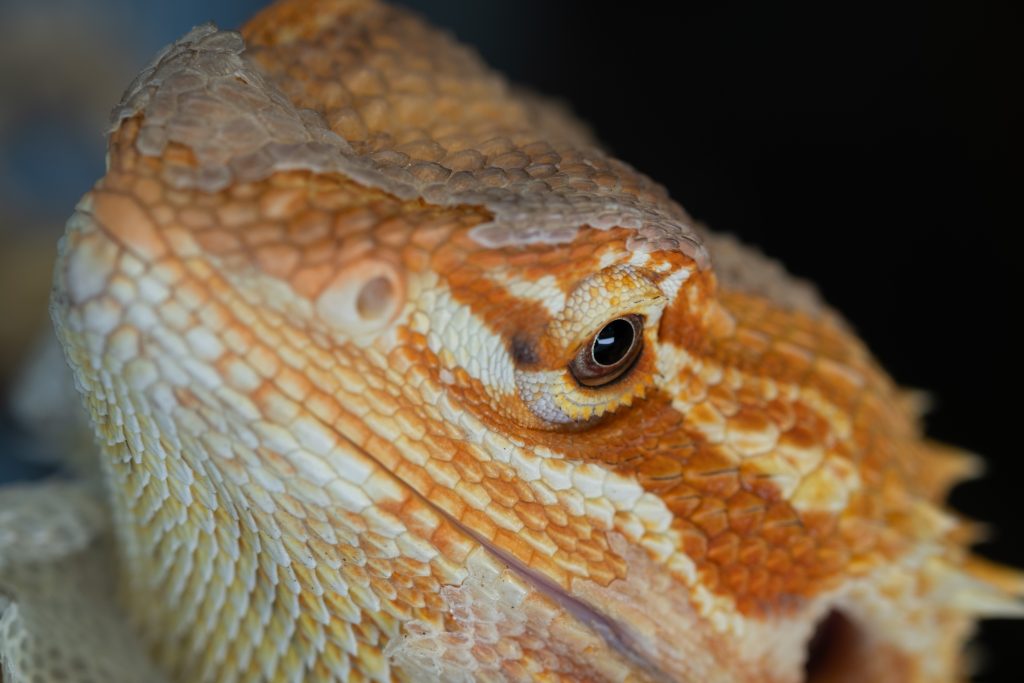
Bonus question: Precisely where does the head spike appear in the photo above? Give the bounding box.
[916,441,985,500]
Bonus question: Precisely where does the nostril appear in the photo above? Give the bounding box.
[804,609,858,682]
[356,275,395,321]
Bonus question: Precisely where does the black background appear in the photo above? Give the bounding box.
[407,0,1023,678]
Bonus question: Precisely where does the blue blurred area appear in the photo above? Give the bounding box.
[0,0,266,221]
[3,110,105,217]
[0,0,543,223]
[0,0,270,484]
[0,424,62,483]
[115,0,261,41]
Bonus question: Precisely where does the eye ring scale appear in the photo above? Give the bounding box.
[570,314,644,388]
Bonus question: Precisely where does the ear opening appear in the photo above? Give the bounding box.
[802,604,922,683]
[316,259,405,337]
[803,609,860,682]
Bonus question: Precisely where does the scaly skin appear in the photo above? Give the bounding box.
[25,0,1023,681]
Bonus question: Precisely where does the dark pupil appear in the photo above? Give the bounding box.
[592,318,634,366]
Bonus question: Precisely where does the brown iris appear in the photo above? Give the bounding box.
[570,314,644,387]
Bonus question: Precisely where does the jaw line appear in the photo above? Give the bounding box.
[251,400,676,679]
[429,503,675,683]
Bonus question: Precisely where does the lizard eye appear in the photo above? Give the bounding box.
[570,314,644,387]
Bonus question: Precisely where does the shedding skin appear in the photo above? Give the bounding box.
[1,1,1021,682]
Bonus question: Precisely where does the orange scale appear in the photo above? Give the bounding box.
[662,486,703,518]
[258,187,308,221]
[450,452,484,484]
[479,477,520,508]
[460,507,499,542]
[760,345,814,383]
[470,644,501,669]
[393,587,427,614]
[484,501,523,535]
[298,236,338,266]
[636,453,685,483]
[513,501,549,531]
[566,516,595,542]
[690,499,730,538]
[707,384,740,418]
[762,398,797,432]
[759,521,801,549]
[706,532,740,566]
[602,548,626,581]
[575,537,609,564]
[837,517,881,555]
[813,545,852,576]
[726,499,767,537]
[332,207,382,241]
[552,550,590,578]
[194,227,246,255]
[746,565,772,596]
[161,143,198,171]
[375,218,414,249]
[732,381,769,408]
[726,405,778,445]
[546,523,580,553]
[352,532,391,565]
[255,243,302,279]
[696,563,720,592]
[691,467,741,501]
[368,575,398,603]
[786,536,816,564]
[781,569,812,596]
[762,573,788,600]
[801,510,841,538]
[677,523,709,560]
[286,209,332,245]
[722,564,751,595]
[296,592,329,626]
[310,181,362,211]
[525,552,568,589]
[737,537,769,567]
[352,622,380,649]
[587,561,621,588]
[681,445,731,476]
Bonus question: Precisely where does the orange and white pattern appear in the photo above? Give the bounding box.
[1,1,1020,682]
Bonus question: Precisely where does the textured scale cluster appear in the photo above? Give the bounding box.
[1,0,1020,682]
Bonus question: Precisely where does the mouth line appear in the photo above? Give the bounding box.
[324,415,675,678]
[429,503,675,682]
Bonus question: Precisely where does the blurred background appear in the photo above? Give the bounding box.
[0,0,1020,678]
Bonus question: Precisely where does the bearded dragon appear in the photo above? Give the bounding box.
[1,0,1020,681]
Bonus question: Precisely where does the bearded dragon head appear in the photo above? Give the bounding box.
[50,0,1022,681]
